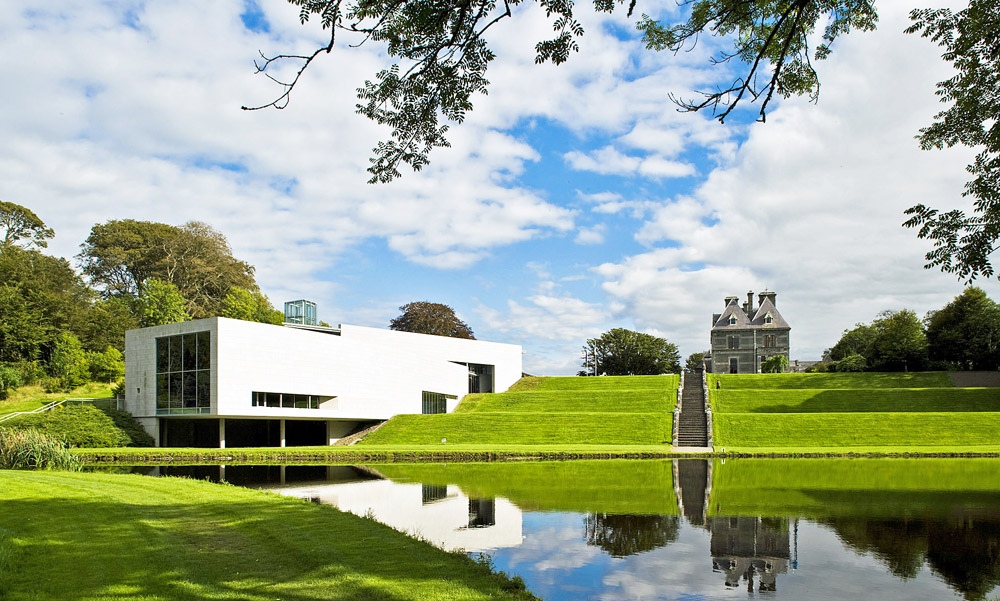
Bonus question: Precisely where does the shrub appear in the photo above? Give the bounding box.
[0,365,22,400]
[0,428,81,470]
[8,405,130,448]
[102,408,155,447]
[761,355,789,373]
[837,353,868,372]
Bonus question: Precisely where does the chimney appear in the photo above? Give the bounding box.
[758,291,777,307]
[724,296,739,308]
[746,291,754,316]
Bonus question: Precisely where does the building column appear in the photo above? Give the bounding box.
[327,420,335,446]
[280,419,286,448]
[219,418,226,449]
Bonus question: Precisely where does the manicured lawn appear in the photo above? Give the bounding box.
[709,372,953,389]
[713,387,1000,413]
[376,459,679,514]
[365,375,678,446]
[361,413,673,445]
[710,457,1000,517]
[713,412,1000,448]
[0,471,537,601]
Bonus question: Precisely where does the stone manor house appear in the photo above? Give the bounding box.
[707,291,790,374]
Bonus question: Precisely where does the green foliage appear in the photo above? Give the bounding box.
[582,328,680,376]
[81,297,138,353]
[389,301,475,339]
[86,346,125,383]
[638,0,877,122]
[221,286,284,325]
[47,332,90,391]
[760,354,788,373]
[925,287,1000,370]
[685,352,706,371]
[903,1,1000,281]
[0,364,22,400]
[8,405,130,448]
[78,220,256,317]
[134,278,189,327]
[0,428,81,470]
[0,200,54,250]
[830,310,928,371]
[836,353,867,372]
[101,408,155,447]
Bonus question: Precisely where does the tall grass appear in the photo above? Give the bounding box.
[0,428,82,470]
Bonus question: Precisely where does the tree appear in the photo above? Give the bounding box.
[87,346,125,383]
[0,364,22,400]
[389,301,475,339]
[829,323,876,361]
[134,279,190,328]
[685,352,706,372]
[925,287,1000,370]
[581,328,680,376]
[903,1,1000,281]
[249,0,877,182]
[760,354,789,373]
[221,287,284,325]
[868,309,929,372]
[836,353,867,372]
[584,514,679,558]
[78,219,257,318]
[0,201,54,250]
[47,332,90,391]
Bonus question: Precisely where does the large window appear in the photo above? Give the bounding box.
[156,331,211,415]
[728,335,740,350]
[763,334,776,348]
[422,391,455,414]
[251,392,332,409]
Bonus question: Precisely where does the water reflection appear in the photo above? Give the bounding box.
[142,459,1000,600]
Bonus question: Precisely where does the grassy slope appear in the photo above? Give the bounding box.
[0,382,115,416]
[375,459,679,514]
[710,372,1000,449]
[0,471,536,601]
[363,375,678,446]
[710,457,1000,517]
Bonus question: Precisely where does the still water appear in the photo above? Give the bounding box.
[153,459,1000,601]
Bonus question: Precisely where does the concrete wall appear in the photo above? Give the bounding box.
[124,317,523,441]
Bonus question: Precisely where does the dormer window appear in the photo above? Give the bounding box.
[764,313,773,325]
[728,315,738,326]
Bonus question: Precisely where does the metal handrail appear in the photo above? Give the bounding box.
[0,397,121,423]
[672,371,684,446]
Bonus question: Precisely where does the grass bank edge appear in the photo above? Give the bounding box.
[0,471,537,601]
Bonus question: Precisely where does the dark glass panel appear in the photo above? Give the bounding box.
[182,334,197,371]
[156,338,169,373]
[196,331,210,370]
[168,336,182,373]
[156,374,168,409]
[196,370,211,408]
[169,373,183,408]
[183,372,196,407]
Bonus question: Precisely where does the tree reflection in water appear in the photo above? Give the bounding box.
[583,514,680,557]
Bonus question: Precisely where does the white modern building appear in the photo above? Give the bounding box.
[124,316,523,447]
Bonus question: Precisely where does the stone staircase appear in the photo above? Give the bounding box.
[676,373,709,447]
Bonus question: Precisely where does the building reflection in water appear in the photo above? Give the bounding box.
[709,516,795,592]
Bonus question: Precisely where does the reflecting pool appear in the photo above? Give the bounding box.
[152,459,1000,600]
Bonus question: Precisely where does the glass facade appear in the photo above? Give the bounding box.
[422,391,453,414]
[251,391,330,409]
[156,331,211,415]
[284,300,317,325]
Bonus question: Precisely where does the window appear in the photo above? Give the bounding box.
[422,391,456,414]
[729,358,739,374]
[251,391,332,409]
[728,315,737,326]
[156,331,211,415]
[764,314,773,324]
[728,335,740,350]
[763,334,776,348]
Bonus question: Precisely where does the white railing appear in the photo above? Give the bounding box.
[0,397,122,423]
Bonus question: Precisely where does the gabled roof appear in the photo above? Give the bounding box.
[712,298,752,329]
[750,296,790,328]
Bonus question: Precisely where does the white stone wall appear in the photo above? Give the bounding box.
[124,317,523,430]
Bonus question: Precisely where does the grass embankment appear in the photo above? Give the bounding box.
[710,457,1000,517]
[0,382,115,415]
[361,375,678,446]
[710,372,1000,450]
[0,471,536,601]
[375,459,679,514]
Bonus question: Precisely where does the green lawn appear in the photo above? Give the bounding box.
[709,372,954,389]
[375,459,679,514]
[713,387,1000,413]
[364,375,678,446]
[0,471,536,601]
[0,383,115,416]
[714,412,1000,448]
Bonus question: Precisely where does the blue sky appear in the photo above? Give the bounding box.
[0,0,981,374]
